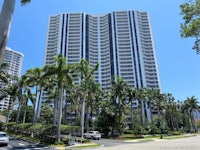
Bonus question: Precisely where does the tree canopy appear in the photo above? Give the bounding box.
[180,0,200,53]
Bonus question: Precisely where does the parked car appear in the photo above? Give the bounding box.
[83,131,101,140]
[0,131,9,146]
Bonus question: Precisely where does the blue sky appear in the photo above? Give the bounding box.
[1,0,200,101]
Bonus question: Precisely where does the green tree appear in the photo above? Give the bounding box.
[180,0,200,53]
[154,91,167,139]
[9,105,33,122]
[110,75,128,135]
[39,103,53,124]
[0,62,9,83]
[25,67,44,124]
[42,54,77,142]
[65,83,80,125]
[42,76,59,126]
[184,96,199,132]
[126,86,136,130]
[1,81,19,122]
[97,102,115,137]
[15,75,28,124]
[135,88,146,127]
[78,59,98,138]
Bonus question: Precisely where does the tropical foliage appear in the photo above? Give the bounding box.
[180,0,200,53]
[0,54,200,144]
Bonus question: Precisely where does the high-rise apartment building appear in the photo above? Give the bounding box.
[41,10,161,110]
[0,47,24,111]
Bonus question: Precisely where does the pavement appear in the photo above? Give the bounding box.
[94,134,200,150]
[60,134,200,150]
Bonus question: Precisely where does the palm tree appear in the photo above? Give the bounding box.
[110,75,128,134]
[184,96,199,133]
[165,93,177,131]
[127,86,136,130]
[2,81,19,122]
[154,91,166,139]
[42,54,77,142]
[27,89,36,126]
[0,0,30,63]
[78,59,98,139]
[42,76,59,126]
[25,67,44,124]
[0,62,9,83]
[15,75,28,123]
[135,88,146,127]
[22,92,29,123]
[65,83,80,125]
[85,80,101,131]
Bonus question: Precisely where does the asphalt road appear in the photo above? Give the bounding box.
[0,136,52,150]
[94,134,200,150]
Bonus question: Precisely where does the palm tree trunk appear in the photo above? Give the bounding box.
[56,84,63,142]
[33,86,38,124]
[130,100,134,130]
[35,87,42,123]
[85,104,89,131]
[31,103,36,126]
[6,96,12,123]
[0,0,15,64]
[22,102,27,123]
[53,98,58,126]
[141,100,145,127]
[16,100,22,124]
[81,94,86,141]
[191,113,196,133]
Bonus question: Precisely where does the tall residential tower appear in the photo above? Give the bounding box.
[41,10,161,108]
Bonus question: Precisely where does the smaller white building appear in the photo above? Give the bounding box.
[0,47,24,111]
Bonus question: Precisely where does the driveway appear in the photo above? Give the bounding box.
[94,134,200,150]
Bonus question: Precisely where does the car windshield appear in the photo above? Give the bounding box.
[0,134,7,137]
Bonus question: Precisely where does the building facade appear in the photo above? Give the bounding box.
[0,47,24,111]
[41,10,161,111]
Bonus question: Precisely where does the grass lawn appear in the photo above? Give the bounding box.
[116,133,196,141]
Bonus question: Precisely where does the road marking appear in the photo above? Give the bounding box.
[8,145,13,148]
[23,148,49,150]
[19,142,25,146]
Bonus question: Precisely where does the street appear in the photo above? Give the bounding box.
[94,134,200,150]
[0,136,52,150]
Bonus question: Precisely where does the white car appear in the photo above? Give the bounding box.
[0,131,9,146]
[83,131,101,140]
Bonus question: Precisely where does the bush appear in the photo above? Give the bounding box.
[147,124,159,135]
[12,123,32,134]
[172,131,181,135]
[123,129,134,134]
[54,141,64,145]
[2,122,16,132]
[60,125,80,135]
[39,125,57,143]
[133,124,145,135]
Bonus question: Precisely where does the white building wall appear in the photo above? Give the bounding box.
[40,10,161,114]
[0,47,24,111]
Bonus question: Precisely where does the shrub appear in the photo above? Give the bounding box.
[2,122,16,132]
[123,129,134,134]
[133,124,145,135]
[54,141,64,145]
[60,125,80,135]
[172,131,181,135]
